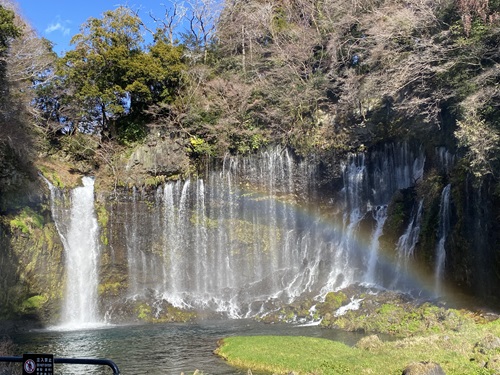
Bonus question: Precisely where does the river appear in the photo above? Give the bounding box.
[9,320,365,375]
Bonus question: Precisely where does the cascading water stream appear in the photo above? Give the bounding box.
[436,147,455,175]
[435,184,451,296]
[121,148,322,317]
[112,143,427,318]
[331,143,425,289]
[364,205,388,285]
[336,153,367,289]
[392,199,424,290]
[46,176,101,329]
[62,177,100,327]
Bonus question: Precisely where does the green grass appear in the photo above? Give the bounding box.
[216,319,500,375]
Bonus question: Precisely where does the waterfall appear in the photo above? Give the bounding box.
[338,153,367,288]
[120,148,322,317]
[436,147,455,175]
[364,205,388,285]
[392,199,424,290]
[46,176,101,328]
[370,142,425,204]
[435,184,451,296]
[125,186,140,296]
[328,143,425,289]
[114,143,426,317]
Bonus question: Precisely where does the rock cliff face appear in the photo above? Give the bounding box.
[0,144,42,212]
[0,143,64,324]
[107,137,190,190]
[1,135,500,325]
[447,176,500,299]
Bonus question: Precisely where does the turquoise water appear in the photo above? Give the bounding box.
[9,320,365,374]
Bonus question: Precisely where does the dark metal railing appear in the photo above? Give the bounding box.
[0,356,120,374]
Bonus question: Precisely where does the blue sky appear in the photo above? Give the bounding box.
[16,1,169,55]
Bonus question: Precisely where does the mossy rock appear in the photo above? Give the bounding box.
[135,301,197,323]
[318,288,477,337]
[473,333,500,355]
[402,361,445,375]
[137,303,153,321]
[9,207,44,235]
[316,291,348,316]
[37,158,86,188]
[98,282,124,297]
[486,354,500,372]
[471,333,500,370]
[355,334,383,351]
[19,295,48,314]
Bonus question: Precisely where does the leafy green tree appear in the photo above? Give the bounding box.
[58,6,187,142]
[58,7,146,134]
[147,37,185,104]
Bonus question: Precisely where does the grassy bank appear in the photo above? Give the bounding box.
[215,318,500,374]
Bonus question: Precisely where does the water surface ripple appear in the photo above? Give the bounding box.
[11,320,365,374]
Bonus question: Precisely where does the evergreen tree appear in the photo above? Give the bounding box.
[57,6,186,142]
[0,4,20,53]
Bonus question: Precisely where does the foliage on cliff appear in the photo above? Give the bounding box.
[53,7,186,141]
[4,0,495,180]
[0,0,57,211]
[209,0,500,162]
[0,1,26,161]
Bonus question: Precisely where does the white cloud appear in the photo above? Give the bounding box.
[45,17,71,37]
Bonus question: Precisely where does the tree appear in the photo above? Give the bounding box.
[0,0,56,187]
[0,2,21,93]
[147,37,186,104]
[182,0,222,62]
[8,30,57,122]
[0,3,20,53]
[0,1,21,153]
[58,7,146,134]
[455,114,500,179]
[1,0,51,155]
[457,0,500,35]
[57,6,187,142]
[148,1,187,45]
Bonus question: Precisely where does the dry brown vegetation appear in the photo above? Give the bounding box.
[168,0,498,172]
[1,0,500,178]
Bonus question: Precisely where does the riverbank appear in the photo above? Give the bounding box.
[215,287,500,374]
[216,315,500,374]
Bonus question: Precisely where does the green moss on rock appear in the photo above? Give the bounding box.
[355,334,383,351]
[316,291,348,316]
[135,301,197,323]
[321,297,475,337]
[98,282,123,297]
[9,207,44,235]
[19,295,48,314]
[96,202,109,246]
[1,206,65,323]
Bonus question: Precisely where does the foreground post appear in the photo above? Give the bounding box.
[0,355,120,375]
